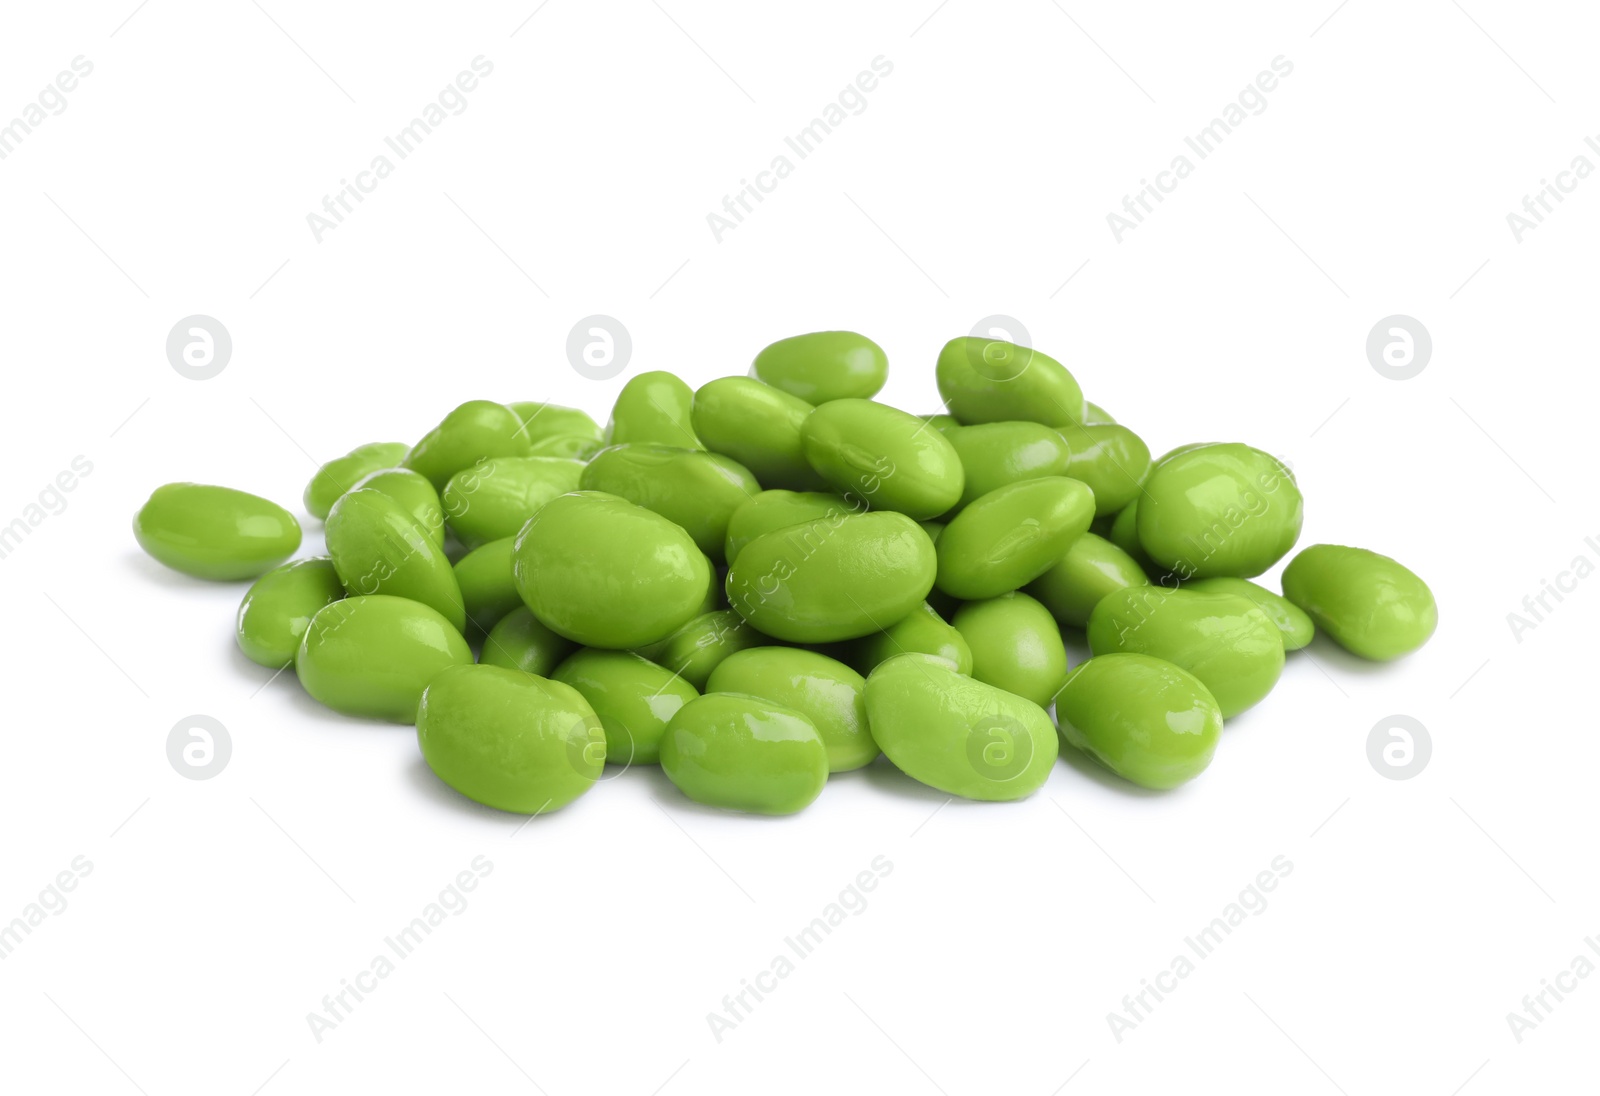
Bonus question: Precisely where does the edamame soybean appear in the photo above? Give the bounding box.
[846,600,972,675]
[453,537,521,636]
[945,422,1073,511]
[1059,423,1151,517]
[236,557,344,667]
[634,609,764,689]
[527,434,606,461]
[607,371,703,449]
[1186,576,1314,651]
[1087,586,1284,718]
[553,649,698,766]
[325,487,466,633]
[707,647,877,771]
[480,606,576,676]
[417,664,603,813]
[134,483,301,581]
[935,337,1085,427]
[513,491,710,648]
[865,653,1058,801]
[1026,532,1150,629]
[800,399,964,520]
[1281,544,1436,660]
[751,331,888,403]
[953,591,1069,708]
[580,444,759,561]
[507,401,604,445]
[297,595,472,722]
[351,467,447,548]
[441,456,584,548]
[935,477,1094,600]
[724,490,862,564]
[1137,443,1302,579]
[692,377,827,491]
[725,510,936,642]
[403,400,530,489]
[304,442,408,520]
[660,693,829,814]
[1055,653,1222,789]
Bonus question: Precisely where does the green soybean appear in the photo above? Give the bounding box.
[1137,443,1302,580]
[945,422,1073,510]
[480,606,576,677]
[236,557,344,668]
[513,491,710,648]
[660,693,829,814]
[1087,586,1284,718]
[441,456,584,548]
[607,371,703,449]
[134,483,301,581]
[1026,532,1151,629]
[1059,423,1151,517]
[325,487,465,633]
[1107,502,1144,562]
[800,399,964,520]
[725,511,936,642]
[297,595,472,722]
[351,467,447,548]
[634,609,765,689]
[553,649,698,766]
[1055,653,1222,790]
[1186,577,1314,651]
[707,647,877,772]
[403,400,530,489]
[935,477,1095,600]
[580,444,759,561]
[692,376,826,491]
[751,331,888,404]
[846,600,972,676]
[935,337,1085,427]
[1281,544,1437,660]
[527,434,606,461]
[507,401,604,445]
[725,490,863,564]
[953,592,1069,708]
[304,442,409,520]
[417,664,603,813]
[453,537,521,636]
[865,653,1058,801]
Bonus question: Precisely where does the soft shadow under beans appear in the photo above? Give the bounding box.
[634,763,816,822]
[404,755,528,824]
[1293,633,1392,679]
[1054,742,1173,800]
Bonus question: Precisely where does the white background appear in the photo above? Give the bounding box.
[0,1,1593,1093]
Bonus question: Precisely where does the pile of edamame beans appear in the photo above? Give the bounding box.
[133,332,1437,814]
